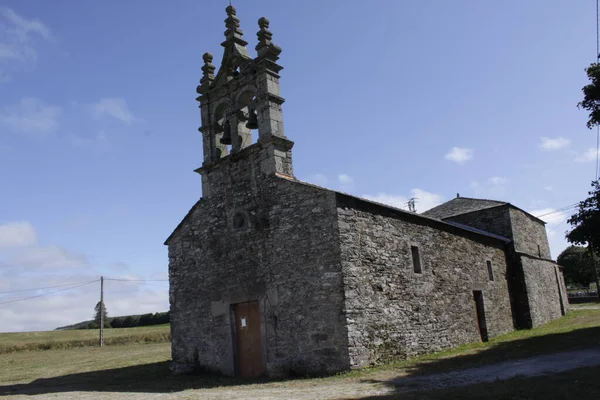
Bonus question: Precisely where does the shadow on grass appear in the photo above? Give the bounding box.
[0,361,282,396]
[2,326,600,397]
[349,325,600,399]
[348,365,600,400]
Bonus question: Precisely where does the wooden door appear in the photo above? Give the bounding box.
[233,301,264,377]
[473,291,489,342]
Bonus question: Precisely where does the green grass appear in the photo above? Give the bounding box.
[1,310,600,399]
[338,309,600,379]
[356,366,600,400]
[0,324,170,354]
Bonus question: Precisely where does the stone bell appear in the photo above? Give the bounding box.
[246,107,259,130]
[220,120,232,145]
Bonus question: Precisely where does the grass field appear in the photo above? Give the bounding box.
[1,310,600,399]
[0,324,170,354]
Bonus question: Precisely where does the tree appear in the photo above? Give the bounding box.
[122,316,136,327]
[94,301,109,328]
[567,181,600,254]
[578,63,600,129]
[557,246,596,287]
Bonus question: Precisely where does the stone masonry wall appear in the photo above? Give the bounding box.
[444,206,513,240]
[520,255,567,327]
[509,208,552,259]
[167,143,349,376]
[336,197,514,368]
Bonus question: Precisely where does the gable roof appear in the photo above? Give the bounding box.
[164,180,512,247]
[280,177,511,245]
[422,197,508,220]
[422,196,547,225]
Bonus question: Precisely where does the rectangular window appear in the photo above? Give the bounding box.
[537,244,542,258]
[486,260,494,281]
[411,246,422,274]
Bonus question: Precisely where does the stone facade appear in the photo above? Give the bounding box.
[424,200,568,328]
[168,145,351,376]
[165,6,569,377]
[336,198,514,368]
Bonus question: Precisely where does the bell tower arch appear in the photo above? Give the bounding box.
[195,5,294,197]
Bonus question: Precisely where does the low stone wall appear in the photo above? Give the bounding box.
[520,256,566,327]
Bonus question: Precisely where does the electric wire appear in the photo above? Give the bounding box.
[534,203,580,219]
[0,280,99,295]
[105,280,169,289]
[0,279,99,305]
[104,278,168,282]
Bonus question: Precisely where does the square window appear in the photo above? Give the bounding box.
[411,246,422,274]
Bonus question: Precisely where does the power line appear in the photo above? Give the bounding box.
[0,280,99,306]
[106,281,169,289]
[0,280,99,295]
[534,203,580,219]
[104,278,168,282]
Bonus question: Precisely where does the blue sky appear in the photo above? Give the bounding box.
[0,1,598,332]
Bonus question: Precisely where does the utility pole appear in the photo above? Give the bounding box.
[99,276,104,347]
[590,248,600,302]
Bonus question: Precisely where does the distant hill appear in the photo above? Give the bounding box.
[55,311,169,330]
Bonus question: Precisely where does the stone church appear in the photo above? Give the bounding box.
[165,6,568,377]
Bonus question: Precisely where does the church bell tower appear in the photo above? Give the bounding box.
[195,5,294,197]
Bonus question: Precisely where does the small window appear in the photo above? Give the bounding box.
[232,212,246,230]
[537,244,541,258]
[411,246,422,274]
[486,260,494,281]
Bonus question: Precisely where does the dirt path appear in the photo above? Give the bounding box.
[5,347,600,399]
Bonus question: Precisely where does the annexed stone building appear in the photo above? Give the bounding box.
[165,6,568,377]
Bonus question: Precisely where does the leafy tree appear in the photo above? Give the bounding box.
[567,181,600,255]
[110,318,123,328]
[578,63,600,129]
[94,301,109,328]
[557,246,596,287]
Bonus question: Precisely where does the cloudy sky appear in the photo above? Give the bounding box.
[0,1,598,332]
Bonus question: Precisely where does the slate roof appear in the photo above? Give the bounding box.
[422,197,508,220]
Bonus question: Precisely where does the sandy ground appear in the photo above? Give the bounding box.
[4,347,600,400]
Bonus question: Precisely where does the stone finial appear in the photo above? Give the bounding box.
[256,16,282,61]
[198,52,216,95]
[225,5,241,31]
[256,17,272,51]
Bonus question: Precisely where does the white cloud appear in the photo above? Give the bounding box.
[90,98,135,124]
[0,274,168,332]
[0,7,53,81]
[338,174,353,185]
[488,176,508,185]
[575,148,599,163]
[445,147,473,164]
[338,174,354,191]
[0,221,37,248]
[307,173,328,187]
[13,245,88,269]
[540,137,570,150]
[0,97,61,136]
[544,186,553,191]
[363,189,443,213]
[470,179,508,198]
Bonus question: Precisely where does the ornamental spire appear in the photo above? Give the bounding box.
[197,53,215,95]
[255,16,282,72]
[224,5,244,43]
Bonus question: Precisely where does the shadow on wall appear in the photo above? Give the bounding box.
[1,326,600,397]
